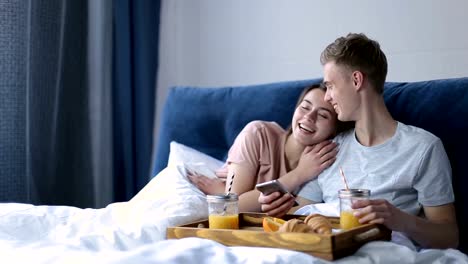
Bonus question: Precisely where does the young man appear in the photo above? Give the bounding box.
[259,33,459,249]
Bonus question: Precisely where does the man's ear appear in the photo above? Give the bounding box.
[352,71,364,91]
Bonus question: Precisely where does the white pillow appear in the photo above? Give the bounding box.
[129,141,221,231]
[129,165,209,236]
[167,141,224,179]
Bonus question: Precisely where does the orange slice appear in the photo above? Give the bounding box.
[262,217,286,232]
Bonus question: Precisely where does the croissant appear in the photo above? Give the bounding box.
[303,214,332,234]
[278,219,314,233]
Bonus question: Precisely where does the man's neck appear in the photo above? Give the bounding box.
[354,95,398,147]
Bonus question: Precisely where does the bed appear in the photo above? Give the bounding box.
[1,77,468,263]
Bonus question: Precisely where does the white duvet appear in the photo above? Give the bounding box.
[0,165,467,264]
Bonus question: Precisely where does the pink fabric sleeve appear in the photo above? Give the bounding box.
[214,121,284,183]
[213,122,262,179]
[226,121,267,171]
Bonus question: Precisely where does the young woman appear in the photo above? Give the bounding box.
[189,84,352,213]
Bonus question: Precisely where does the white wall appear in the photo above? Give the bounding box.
[155,0,468,146]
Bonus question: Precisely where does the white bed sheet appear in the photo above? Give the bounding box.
[0,165,467,264]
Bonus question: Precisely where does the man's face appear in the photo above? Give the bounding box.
[322,62,359,122]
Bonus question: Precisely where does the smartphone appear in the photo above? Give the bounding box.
[255,180,299,206]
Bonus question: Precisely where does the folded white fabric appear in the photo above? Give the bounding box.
[294,202,340,217]
[0,165,209,252]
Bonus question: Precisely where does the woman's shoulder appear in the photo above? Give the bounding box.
[242,120,285,135]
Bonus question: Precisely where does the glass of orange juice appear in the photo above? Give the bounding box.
[206,193,239,229]
[338,189,370,230]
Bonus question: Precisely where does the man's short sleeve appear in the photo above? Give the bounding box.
[414,139,454,206]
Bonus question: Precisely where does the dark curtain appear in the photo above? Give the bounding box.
[0,0,114,208]
[0,0,29,202]
[0,0,161,207]
[27,0,95,206]
[113,0,161,202]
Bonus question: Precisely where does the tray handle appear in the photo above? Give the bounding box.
[353,227,381,242]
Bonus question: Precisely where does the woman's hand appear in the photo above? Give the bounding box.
[258,191,296,217]
[187,171,225,195]
[295,140,338,181]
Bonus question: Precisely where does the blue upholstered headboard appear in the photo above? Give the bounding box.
[153,77,468,253]
[153,78,322,175]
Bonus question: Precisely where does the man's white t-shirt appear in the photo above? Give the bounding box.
[298,122,454,216]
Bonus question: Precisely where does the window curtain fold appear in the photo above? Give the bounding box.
[26,0,114,208]
[113,0,161,202]
[0,0,114,208]
[0,0,160,207]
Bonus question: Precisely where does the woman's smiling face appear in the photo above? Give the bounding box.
[291,88,338,146]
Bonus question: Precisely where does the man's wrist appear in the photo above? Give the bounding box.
[399,210,419,234]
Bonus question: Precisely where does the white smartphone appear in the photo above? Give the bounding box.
[255,180,299,206]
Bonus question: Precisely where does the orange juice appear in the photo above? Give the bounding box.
[339,189,370,230]
[209,214,239,229]
[340,210,361,230]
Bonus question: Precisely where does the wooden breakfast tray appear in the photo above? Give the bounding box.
[166,212,391,260]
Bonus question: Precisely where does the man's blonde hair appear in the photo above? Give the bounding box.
[320,33,388,94]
